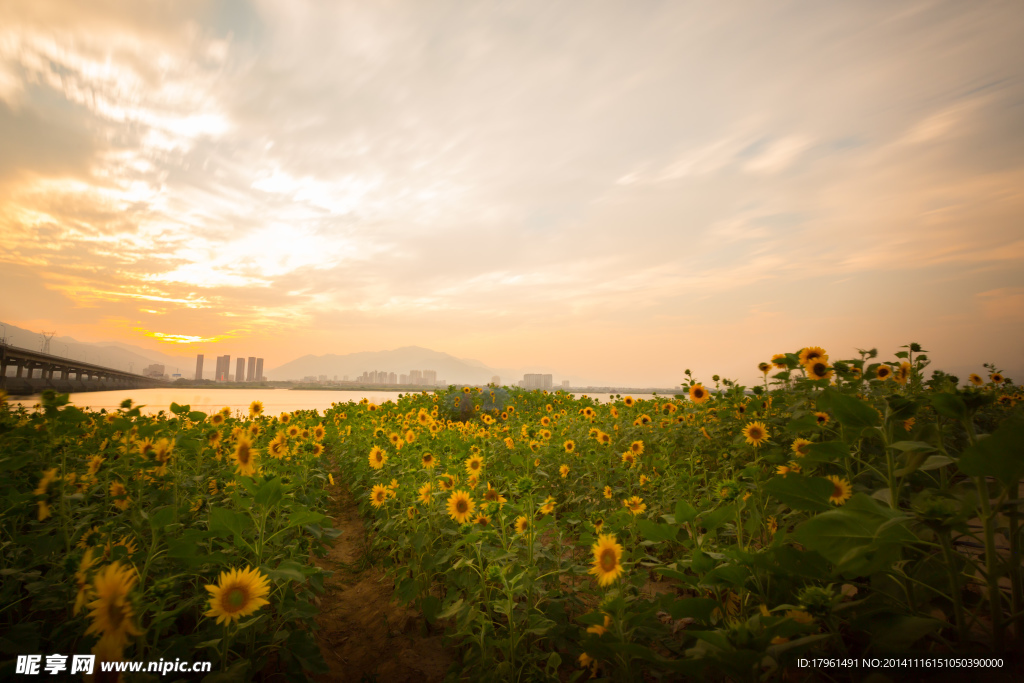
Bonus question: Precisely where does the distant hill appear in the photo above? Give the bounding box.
[266,346,508,385]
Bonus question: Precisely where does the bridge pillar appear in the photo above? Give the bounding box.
[16,362,24,378]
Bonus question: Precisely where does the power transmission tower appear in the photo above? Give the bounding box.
[40,331,56,354]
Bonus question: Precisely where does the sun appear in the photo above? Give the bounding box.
[205,566,271,626]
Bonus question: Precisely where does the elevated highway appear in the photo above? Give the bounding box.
[0,342,169,396]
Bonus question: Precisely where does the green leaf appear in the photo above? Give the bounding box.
[930,393,966,420]
[918,455,954,471]
[208,506,248,538]
[957,412,1024,486]
[254,477,284,508]
[674,499,697,525]
[764,473,834,511]
[169,402,189,415]
[188,411,208,422]
[786,414,820,433]
[266,560,307,584]
[818,388,879,431]
[804,440,850,463]
[665,597,718,622]
[793,494,916,576]
[890,441,936,452]
[697,503,736,533]
[637,519,678,543]
[148,505,176,531]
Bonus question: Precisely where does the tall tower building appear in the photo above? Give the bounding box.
[195,354,204,381]
[246,357,256,382]
[215,355,230,382]
[423,369,437,385]
[235,358,246,383]
[255,358,264,382]
[409,370,423,385]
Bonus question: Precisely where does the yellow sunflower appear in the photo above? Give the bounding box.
[588,534,625,587]
[597,431,611,445]
[563,440,576,453]
[758,362,772,374]
[109,481,131,511]
[418,482,433,504]
[204,566,271,625]
[421,451,436,468]
[791,438,812,457]
[630,440,644,455]
[621,451,636,468]
[514,515,530,534]
[603,485,613,499]
[689,384,709,404]
[249,401,263,419]
[279,412,291,424]
[447,490,475,524]
[741,421,769,447]
[805,360,834,381]
[771,353,788,369]
[539,496,557,515]
[474,513,491,527]
[877,365,893,381]
[370,484,388,508]
[85,562,143,648]
[368,446,387,469]
[465,455,484,476]
[827,475,852,505]
[798,347,828,365]
[990,372,1004,384]
[210,412,225,427]
[624,496,646,515]
[814,412,830,427]
[232,435,257,476]
[895,361,911,385]
[559,464,570,478]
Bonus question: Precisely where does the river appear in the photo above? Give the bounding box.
[8,388,663,415]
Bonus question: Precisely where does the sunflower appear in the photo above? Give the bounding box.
[610,406,619,418]
[630,440,644,455]
[421,451,436,468]
[312,443,324,457]
[597,431,611,445]
[438,473,456,490]
[814,412,829,427]
[368,446,387,469]
[474,513,491,527]
[895,361,911,385]
[634,414,652,426]
[741,421,769,447]
[465,455,483,476]
[587,614,613,635]
[540,416,551,427]
[370,484,388,508]
[446,490,475,524]
[279,412,291,424]
[588,534,624,587]
[791,438,812,458]
[799,347,828,365]
[210,412,225,427]
[689,384,709,404]
[593,518,604,534]
[758,362,772,374]
[826,475,852,505]
[621,451,637,468]
[559,464,570,478]
[539,496,557,515]
[623,396,635,407]
[804,360,833,381]
[84,562,142,649]
[967,373,983,386]
[876,366,893,381]
[582,406,596,418]
[232,435,257,476]
[624,496,646,515]
[767,516,778,535]
[563,440,576,453]
[388,432,401,446]
[268,433,288,460]
[418,482,433,504]
[204,566,271,626]
[328,473,335,486]
[990,372,1004,384]
[603,485,613,499]
[515,515,530,534]
[483,483,507,507]
[109,481,131,511]
[74,548,98,616]
[249,401,263,419]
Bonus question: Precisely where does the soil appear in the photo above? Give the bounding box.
[314,477,454,682]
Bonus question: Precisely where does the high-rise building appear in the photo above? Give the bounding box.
[143,364,165,378]
[255,358,264,382]
[195,354,204,381]
[423,369,437,385]
[215,355,231,382]
[246,357,256,382]
[522,374,553,390]
[491,375,501,386]
[388,372,397,384]
[409,370,423,385]
[561,380,570,388]
[400,373,408,384]
[235,358,246,383]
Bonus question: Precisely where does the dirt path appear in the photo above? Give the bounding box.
[314,478,453,682]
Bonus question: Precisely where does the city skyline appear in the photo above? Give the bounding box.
[1,2,1022,387]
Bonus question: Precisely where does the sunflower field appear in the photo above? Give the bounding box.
[0,394,338,681]
[1,343,1022,682]
[330,344,1023,681]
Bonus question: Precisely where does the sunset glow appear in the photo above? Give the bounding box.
[2,1,1022,385]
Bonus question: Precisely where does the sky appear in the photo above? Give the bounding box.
[1,0,1022,387]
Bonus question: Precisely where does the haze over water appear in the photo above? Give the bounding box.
[11,388,659,416]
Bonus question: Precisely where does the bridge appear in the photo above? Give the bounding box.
[0,342,169,396]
